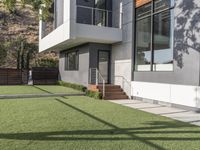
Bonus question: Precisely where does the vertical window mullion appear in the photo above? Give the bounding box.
[150,1,154,71]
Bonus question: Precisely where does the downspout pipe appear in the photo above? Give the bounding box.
[131,1,136,83]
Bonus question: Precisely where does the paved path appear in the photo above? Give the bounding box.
[109,100,200,126]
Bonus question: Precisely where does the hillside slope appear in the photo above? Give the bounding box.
[0,2,58,68]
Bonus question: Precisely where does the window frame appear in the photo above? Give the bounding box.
[135,0,175,72]
[65,50,79,71]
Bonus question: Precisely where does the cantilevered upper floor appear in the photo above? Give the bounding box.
[39,0,123,52]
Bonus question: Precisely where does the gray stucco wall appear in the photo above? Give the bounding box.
[59,44,90,86]
[59,43,111,86]
[111,0,133,96]
[133,0,200,86]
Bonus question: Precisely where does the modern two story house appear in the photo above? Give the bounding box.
[39,0,200,110]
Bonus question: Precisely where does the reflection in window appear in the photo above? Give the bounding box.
[135,0,174,71]
[77,0,94,7]
[94,9,106,26]
[135,17,151,71]
[65,51,79,71]
[77,7,92,25]
[76,0,112,27]
[153,10,173,71]
[95,0,106,9]
[154,0,171,12]
[136,3,151,18]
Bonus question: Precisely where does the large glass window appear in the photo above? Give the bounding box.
[135,17,151,71]
[76,0,112,27]
[135,0,174,71]
[65,51,79,71]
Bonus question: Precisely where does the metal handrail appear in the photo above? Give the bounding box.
[89,68,105,99]
[77,5,112,13]
[114,76,131,97]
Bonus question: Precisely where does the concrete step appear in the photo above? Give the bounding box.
[105,92,126,96]
[104,94,129,100]
[98,86,121,91]
[99,88,123,92]
[93,84,129,100]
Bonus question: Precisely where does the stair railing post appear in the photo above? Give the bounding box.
[122,77,124,89]
[96,69,98,86]
[103,79,105,99]
[89,68,91,84]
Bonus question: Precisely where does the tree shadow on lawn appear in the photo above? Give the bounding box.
[1,98,200,150]
[33,86,53,94]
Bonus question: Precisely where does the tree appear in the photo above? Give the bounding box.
[4,36,38,69]
[1,0,16,13]
[0,43,7,66]
[0,0,53,19]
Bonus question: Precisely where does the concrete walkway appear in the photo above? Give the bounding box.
[109,100,200,126]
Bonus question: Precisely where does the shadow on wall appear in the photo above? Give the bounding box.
[174,0,200,68]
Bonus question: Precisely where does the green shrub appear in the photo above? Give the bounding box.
[57,81,87,92]
[86,90,102,99]
[58,81,102,99]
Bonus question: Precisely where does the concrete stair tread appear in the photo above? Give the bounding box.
[99,84,128,100]
[105,92,126,96]
[104,95,129,100]
[89,84,129,100]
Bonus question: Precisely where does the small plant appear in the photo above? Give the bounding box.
[58,81,102,99]
[57,81,87,92]
[86,90,102,100]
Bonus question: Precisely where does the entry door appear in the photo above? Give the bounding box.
[98,51,110,84]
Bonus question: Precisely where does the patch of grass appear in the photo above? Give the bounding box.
[0,85,83,95]
[0,96,200,150]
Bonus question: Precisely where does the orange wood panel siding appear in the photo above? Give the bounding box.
[136,0,152,8]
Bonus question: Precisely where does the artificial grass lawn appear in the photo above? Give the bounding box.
[0,85,83,95]
[0,96,200,150]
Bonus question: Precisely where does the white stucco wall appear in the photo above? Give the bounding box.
[132,81,200,109]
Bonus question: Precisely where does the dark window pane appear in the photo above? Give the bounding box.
[95,0,106,9]
[153,10,173,71]
[77,0,94,7]
[136,3,151,19]
[154,0,171,12]
[99,51,109,83]
[135,17,151,71]
[66,51,79,70]
[77,7,92,25]
[107,11,112,27]
[94,9,106,26]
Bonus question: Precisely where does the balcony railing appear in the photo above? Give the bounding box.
[76,5,113,27]
[41,5,120,39]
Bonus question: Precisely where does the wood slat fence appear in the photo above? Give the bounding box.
[0,68,28,85]
[32,67,59,85]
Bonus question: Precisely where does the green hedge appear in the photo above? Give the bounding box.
[57,81,87,92]
[58,81,102,99]
[86,90,102,99]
